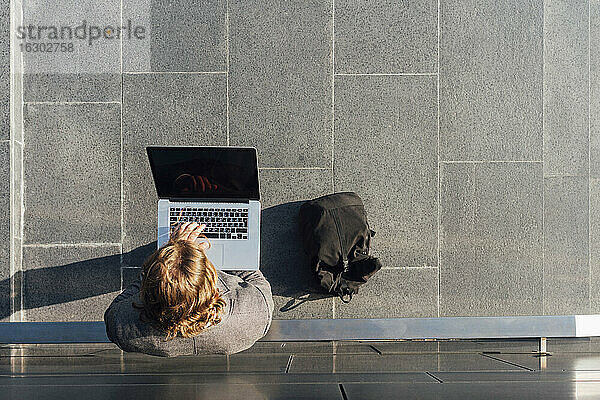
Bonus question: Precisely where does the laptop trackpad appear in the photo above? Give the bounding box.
[206,244,224,267]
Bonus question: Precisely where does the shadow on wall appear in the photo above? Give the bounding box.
[1,202,328,319]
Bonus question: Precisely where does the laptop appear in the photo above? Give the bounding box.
[146,146,261,270]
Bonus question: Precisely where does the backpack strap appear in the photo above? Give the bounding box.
[336,259,353,303]
[337,276,353,303]
[339,288,353,303]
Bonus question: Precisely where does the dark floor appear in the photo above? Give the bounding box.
[2,338,600,399]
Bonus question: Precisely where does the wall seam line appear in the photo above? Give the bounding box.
[23,243,123,248]
[23,101,120,105]
[442,160,543,164]
[119,0,125,290]
[119,0,124,289]
[589,0,592,313]
[542,2,546,315]
[123,71,227,75]
[260,167,331,170]
[541,0,545,315]
[331,0,336,320]
[436,0,441,318]
[225,0,230,146]
[335,72,438,76]
[17,0,25,322]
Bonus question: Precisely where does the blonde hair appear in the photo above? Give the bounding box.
[134,238,226,340]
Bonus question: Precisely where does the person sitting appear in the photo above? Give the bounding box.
[104,222,273,356]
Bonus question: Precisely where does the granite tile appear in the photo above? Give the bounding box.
[259,169,333,209]
[334,269,438,319]
[259,169,333,319]
[20,0,120,76]
[121,73,226,264]
[8,239,22,322]
[147,0,225,72]
[22,103,121,244]
[440,162,544,316]
[543,177,589,314]
[334,75,437,267]
[0,142,9,320]
[23,73,121,102]
[11,140,23,240]
[22,245,121,321]
[0,141,9,243]
[0,86,6,140]
[591,0,600,176]
[440,0,543,161]
[335,0,437,73]
[229,0,332,167]
[543,0,589,176]
[10,0,23,143]
[121,0,151,72]
[11,70,23,143]
[0,0,8,141]
[590,178,600,312]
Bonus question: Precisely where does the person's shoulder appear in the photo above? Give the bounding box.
[104,290,147,338]
[105,291,197,356]
[216,270,262,297]
[217,270,271,318]
[216,270,242,295]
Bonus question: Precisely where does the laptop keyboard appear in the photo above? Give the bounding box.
[169,207,249,240]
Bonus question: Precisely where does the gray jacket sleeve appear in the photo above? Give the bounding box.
[223,270,274,333]
[109,271,142,307]
[103,271,142,344]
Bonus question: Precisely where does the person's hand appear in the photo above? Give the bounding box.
[170,222,209,250]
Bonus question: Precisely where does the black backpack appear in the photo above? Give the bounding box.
[298,192,382,302]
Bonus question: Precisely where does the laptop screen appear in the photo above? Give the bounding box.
[146,146,260,200]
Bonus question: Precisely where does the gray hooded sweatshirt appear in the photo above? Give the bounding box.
[103,270,274,356]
